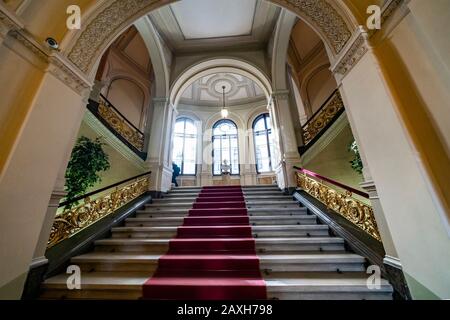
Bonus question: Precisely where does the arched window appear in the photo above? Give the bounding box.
[212,119,239,175]
[253,113,275,173]
[172,117,197,175]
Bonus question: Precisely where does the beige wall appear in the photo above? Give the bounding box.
[75,120,146,194]
[302,123,364,193]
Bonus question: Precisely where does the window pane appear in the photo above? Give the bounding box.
[253,117,266,132]
[212,120,239,175]
[185,120,197,135]
[173,118,197,175]
[174,120,185,134]
[253,114,273,173]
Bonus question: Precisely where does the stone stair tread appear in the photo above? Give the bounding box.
[265,272,393,292]
[258,253,365,263]
[43,272,152,289]
[72,253,162,263]
[112,225,326,232]
[96,237,344,245]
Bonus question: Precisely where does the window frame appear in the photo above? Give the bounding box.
[172,117,198,176]
[212,119,240,176]
[252,113,274,174]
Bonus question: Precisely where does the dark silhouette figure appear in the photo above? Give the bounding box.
[172,163,181,187]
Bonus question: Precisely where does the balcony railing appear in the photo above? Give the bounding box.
[301,89,345,152]
[87,95,146,159]
[47,171,151,248]
[294,166,381,242]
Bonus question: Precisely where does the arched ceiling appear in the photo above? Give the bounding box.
[179,72,266,107]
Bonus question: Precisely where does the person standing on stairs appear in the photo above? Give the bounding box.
[172,162,181,187]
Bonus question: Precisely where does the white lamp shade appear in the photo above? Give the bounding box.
[221,108,229,118]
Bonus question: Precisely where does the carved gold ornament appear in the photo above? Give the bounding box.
[98,99,145,151]
[296,172,381,241]
[302,90,344,146]
[67,0,352,73]
[47,177,149,248]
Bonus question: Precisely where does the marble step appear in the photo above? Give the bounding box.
[40,271,151,300]
[110,225,330,239]
[265,272,393,300]
[126,215,317,227]
[94,237,346,253]
[143,200,299,210]
[153,195,294,202]
[137,207,308,217]
[41,270,391,300]
[67,252,365,273]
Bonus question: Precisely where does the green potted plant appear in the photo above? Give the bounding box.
[64,136,111,209]
[349,140,363,175]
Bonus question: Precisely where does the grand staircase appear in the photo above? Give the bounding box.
[41,185,393,300]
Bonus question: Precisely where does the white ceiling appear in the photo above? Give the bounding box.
[180,72,266,107]
[171,0,256,39]
[149,0,280,53]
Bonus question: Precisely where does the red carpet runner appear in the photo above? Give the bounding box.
[143,186,267,300]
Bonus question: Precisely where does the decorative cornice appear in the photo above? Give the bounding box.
[0,2,24,36]
[67,0,166,73]
[271,90,290,101]
[7,28,92,96]
[67,0,353,74]
[330,27,369,77]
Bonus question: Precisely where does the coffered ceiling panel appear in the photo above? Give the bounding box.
[171,0,256,39]
[149,0,280,53]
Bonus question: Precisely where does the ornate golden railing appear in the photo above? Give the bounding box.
[47,174,150,248]
[96,94,145,151]
[295,167,381,241]
[302,90,344,146]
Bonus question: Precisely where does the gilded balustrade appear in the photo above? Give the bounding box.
[47,177,149,248]
[98,97,145,151]
[302,90,344,146]
[296,172,381,241]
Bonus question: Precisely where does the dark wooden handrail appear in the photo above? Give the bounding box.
[59,171,151,208]
[99,94,145,136]
[302,88,339,129]
[293,166,369,198]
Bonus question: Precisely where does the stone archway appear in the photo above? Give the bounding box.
[64,0,356,78]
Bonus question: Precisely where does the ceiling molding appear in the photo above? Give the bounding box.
[148,0,280,54]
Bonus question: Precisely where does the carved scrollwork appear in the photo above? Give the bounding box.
[98,98,145,151]
[47,177,149,248]
[302,90,344,146]
[296,172,381,241]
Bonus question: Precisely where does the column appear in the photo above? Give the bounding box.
[146,98,174,193]
[270,91,302,192]
[0,26,91,298]
[333,27,450,298]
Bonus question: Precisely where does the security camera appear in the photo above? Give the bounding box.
[45,37,59,50]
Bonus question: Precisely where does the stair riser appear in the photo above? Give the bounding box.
[253,230,329,237]
[153,197,293,203]
[76,262,158,273]
[111,231,176,239]
[267,292,393,300]
[257,243,345,252]
[137,210,308,217]
[126,218,317,227]
[94,242,344,253]
[94,244,168,253]
[40,289,143,300]
[260,263,365,273]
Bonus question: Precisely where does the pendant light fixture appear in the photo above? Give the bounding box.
[220,85,229,119]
